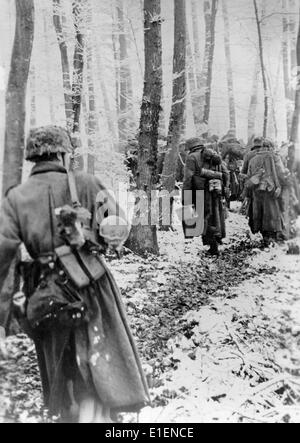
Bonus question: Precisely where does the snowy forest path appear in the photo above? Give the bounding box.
[116,211,300,423]
[0,210,300,423]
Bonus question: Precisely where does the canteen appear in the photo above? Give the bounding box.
[99,216,130,243]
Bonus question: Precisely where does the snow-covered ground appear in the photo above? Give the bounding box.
[1,209,300,423]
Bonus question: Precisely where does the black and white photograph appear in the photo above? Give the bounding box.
[0,0,300,426]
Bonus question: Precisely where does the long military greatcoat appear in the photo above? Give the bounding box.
[247,151,286,235]
[0,161,149,417]
[182,148,229,244]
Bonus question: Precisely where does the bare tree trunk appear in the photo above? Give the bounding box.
[112,2,121,117]
[159,0,186,230]
[72,0,85,137]
[191,0,202,89]
[86,0,97,175]
[3,0,34,194]
[290,5,300,144]
[289,0,297,71]
[282,0,294,137]
[253,0,268,138]
[266,69,279,140]
[202,0,218,126]
[187,15,202,135]
[222,0,236,132]
[52,0,73,129]
[127,0,163,256]
[117,0,134,149]
[30,65,36,128]
[1,0,34,333]
[248,58,260,140]
[43,16,55,123]
[161,0,186,194]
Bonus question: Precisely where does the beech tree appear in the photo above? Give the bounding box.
[253,0,268,138]
[282,0,294,136]
[3,0,34,195]
[160,0,186,229]
[161,0,186,194]
[52,0,73,129]
[290,4,300,144]
[248,58,260,140]
[1,0,34,333]
[222,0,236,132]
[52,0,86,163]
[117,0,134,149]
[201,0,218,127]
[127,0,163,255]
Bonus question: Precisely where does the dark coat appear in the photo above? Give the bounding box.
[247,152,286,235]
[182,148,229,243]
[0,161,149,415]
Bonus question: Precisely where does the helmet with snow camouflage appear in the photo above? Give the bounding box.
[253,136,264,148]
[25,125,73,161]
[263,138,275,150]
[185,137,205,152]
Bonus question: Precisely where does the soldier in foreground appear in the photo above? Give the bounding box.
[0,126,149,423]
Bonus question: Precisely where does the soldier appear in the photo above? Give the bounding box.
[182,137,230,256]
[241,136,264,176]
[244,138,287,246]
[0,126,149,423]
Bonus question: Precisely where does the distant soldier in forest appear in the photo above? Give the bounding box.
[242,137,287,247]
[182,137,230,256]
[220,135,245,208]
[0,126,149,423]
[280,142,300,239]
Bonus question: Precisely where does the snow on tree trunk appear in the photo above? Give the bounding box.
[52,0,73,130]
[222,0,236,132]
[282,0,294,137]
[72,0,85,137]
[29,65,36,129]
[253,0,268,138]
[187,12,202,136]
[2,0,34,195]
[159,0,186,230]
[248,58,260,141]
[161,0,186,193]
[71,0,87,170]
[53,0,86,169]
[290,5,300,144]
[191,0,201,90]
[202,0,218,127]
[127,0,163,256]
[1,0,34,334]
[43,15,55,124]
[112,1,121,120]
[86,0,97,175]
[289,0,297,72]
[117,0,134,151]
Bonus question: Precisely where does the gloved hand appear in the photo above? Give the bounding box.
[275,187,282,199]
[224,187,231,200]
[0,326,8,360]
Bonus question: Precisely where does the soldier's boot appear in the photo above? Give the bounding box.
[207,239,220,256]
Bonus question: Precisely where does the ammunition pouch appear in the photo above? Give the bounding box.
[55,245,106,289]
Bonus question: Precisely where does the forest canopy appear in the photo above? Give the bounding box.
[0,0,299,196]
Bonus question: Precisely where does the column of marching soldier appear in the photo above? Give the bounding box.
[181,132,300,256]
[0,126,299,423]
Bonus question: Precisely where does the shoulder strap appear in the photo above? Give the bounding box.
[67,167,81,209]
[195,149,205,174]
